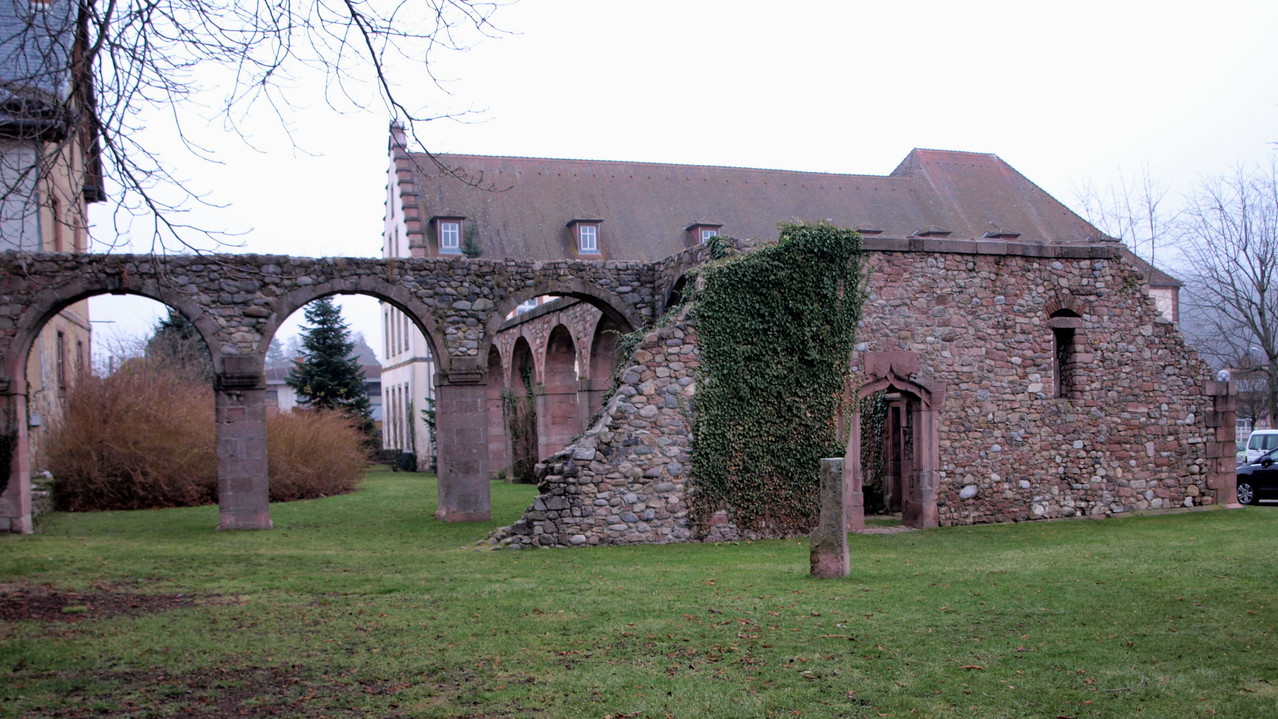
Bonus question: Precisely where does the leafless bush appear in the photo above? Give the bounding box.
[47,362,365,511]
[266,409,365,502]
[47,359,217,511]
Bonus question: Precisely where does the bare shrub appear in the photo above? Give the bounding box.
[266,409,365,502]
[47,360,216,511]
[48,362,365,511]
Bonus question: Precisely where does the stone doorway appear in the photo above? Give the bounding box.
[846,352,944,532]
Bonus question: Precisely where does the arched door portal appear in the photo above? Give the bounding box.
[845,352,944,531]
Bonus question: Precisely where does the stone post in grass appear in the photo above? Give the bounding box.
[810,457,849,578]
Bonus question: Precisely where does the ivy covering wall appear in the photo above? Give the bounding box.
[690,222,867,534]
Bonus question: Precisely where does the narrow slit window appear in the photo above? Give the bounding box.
[1048,309,1083,400]
[1053,326,1076,399]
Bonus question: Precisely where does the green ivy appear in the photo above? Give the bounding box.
[690,221,866,534]
[502,364,539,484]
[859,390,889,514]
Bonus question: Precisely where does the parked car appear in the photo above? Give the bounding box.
[1236,448,1278,505]
[1244,430,1278,464]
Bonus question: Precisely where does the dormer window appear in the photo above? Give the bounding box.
[686,222,723,244]
[567,219,603,255]
[432,216,464,254]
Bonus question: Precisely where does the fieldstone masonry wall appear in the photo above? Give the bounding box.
[493,244,1236,548]
[854,250,1224,524]
[492,313,701,547]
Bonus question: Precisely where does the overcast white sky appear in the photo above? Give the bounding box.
[88,0,1278,361]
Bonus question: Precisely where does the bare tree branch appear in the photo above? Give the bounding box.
[0,0,510,254]
[1177,162,1278,424]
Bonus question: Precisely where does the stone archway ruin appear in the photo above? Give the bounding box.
[1,236,1240,542]
[844,352,944,532]
[1,247,694,533]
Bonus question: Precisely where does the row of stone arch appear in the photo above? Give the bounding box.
[482,299,626,479]
[1,250,697,533]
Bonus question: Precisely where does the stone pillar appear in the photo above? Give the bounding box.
[537,385,580,459]
[486,387,510,478]
[811,458,849,578]
[1205,380,1240,508]
[843,410,865,532]
[0,378,33,534]
[435,371,491,522]
[914,406,940,529]
[215,362,271,530]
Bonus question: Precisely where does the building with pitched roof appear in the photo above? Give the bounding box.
[1,0,104,465]
[381,124,1185,480]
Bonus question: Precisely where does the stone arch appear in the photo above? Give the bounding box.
[485,345,510,478]
[262,278,443,374]
[8,286,217,381]
[484,277,640,358]
[662,273,692,315]
[539,324,580,460]
[845,353,944,531]
[2,288,218,535]
[1044,293,1086,319]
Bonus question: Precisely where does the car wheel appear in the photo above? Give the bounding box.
[1237,480,1257,505]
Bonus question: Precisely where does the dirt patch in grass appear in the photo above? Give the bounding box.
[12,665,419,718]
[0,582,225,623]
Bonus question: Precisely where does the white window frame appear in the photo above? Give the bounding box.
[439,220,461,253]
[700,228,718,243]
[578,224,599,253]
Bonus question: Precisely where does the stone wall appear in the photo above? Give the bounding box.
[856,250,1217,524]
[491,312,701,547]
[492,246,1229,548]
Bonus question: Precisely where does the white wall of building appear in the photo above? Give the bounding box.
[380,147,437,468]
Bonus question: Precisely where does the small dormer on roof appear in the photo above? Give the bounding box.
[910,226,952,239]
[566,218,603,255]
[431,214,466,255]
[685,221,723,244]
[982,223,1022,240]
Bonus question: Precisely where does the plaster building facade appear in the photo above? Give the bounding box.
[0,0,104,466]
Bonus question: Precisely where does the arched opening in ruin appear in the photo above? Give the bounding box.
[2,292,216,533]
[485,346,510,479]
[847,361,942,531]
[485,286,639,470]
[664,274,690,313]
[584,315,624,422]
[265,290,440,474]
[539,325,580,461]
[506,337,539,484]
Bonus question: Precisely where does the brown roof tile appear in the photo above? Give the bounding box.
[401,146,1115,261]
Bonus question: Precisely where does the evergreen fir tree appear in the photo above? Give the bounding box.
[286,298,374,438]
[265,338,288,370]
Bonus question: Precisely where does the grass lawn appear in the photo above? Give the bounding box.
[2,469,1277,718]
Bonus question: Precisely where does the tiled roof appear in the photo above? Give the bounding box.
[0,0,75,134]
[399,143,1116,262]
